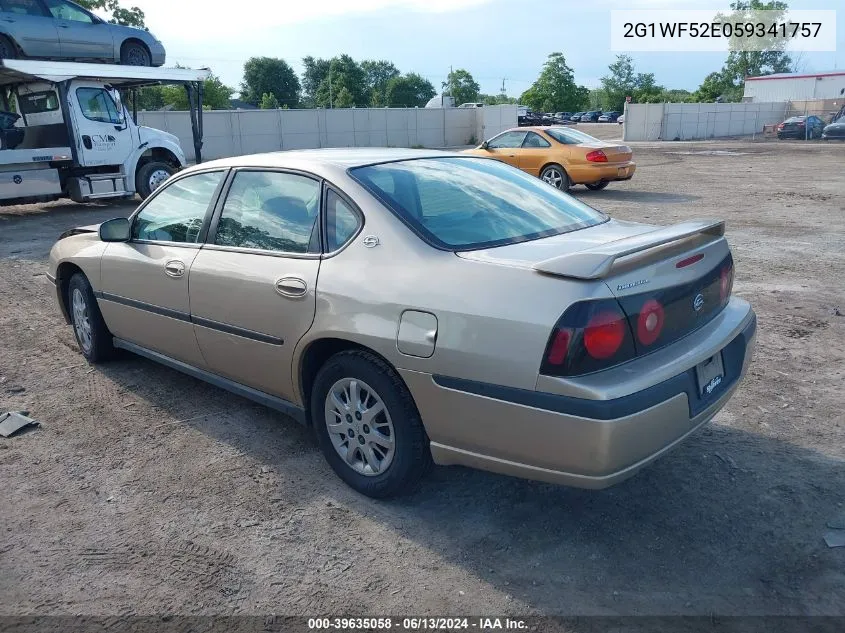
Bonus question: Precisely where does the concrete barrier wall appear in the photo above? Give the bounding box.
[136,106,516,160]
[623,102,789,141]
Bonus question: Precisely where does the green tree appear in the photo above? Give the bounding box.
[241,57,300,107]
[520,53,589,112]
[361,60,400,106]
[259,92,280,109]
[135,73,233,110]
[599,55,666,109]
[301,56,331,106]
[480,93,518,105]
[385,73,436,107]
[76,0,144,27]
[334,87,355,108]
[315,55,367,107]
[442,69,480,106]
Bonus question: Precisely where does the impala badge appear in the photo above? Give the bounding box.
[362,235,379,248]
[693,293,705,312]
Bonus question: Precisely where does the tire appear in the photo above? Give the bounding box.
[586,181,609,191]
[67,273,115,363]
[311,350,432,498]
[120,41,151,66]
[135,161,175,199]
[540,164,570,191]
[0,35,18,60]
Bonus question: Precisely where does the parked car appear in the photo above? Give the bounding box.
[48,148,755,498]
[555,112,573,121]
[458,102,483,108]
[518,111,545,127]
[0,0,165,66]
[776,116,824,140]
[821,116,845,140]
[617,114,625,125]
[580,110,603,122]
[598,111,621,123]
[569,112,586,122]
[466,126,636,191]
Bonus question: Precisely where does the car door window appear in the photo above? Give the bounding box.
[76,87,121,124]
[215,170,320,254]
[44,0,93,21]
[487,131,527,149]
[0,0,47,15]
[523,132,550,148]
[325,189,361,251]
[132,171,224,243]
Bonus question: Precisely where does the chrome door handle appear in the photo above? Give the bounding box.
[275,276,307,298]
[164,260,185,278]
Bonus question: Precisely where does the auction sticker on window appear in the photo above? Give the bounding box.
[611,9,836,52]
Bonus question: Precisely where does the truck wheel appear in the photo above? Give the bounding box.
[136,161,175,199]
[0,35,18,59]
[120,41,151,66]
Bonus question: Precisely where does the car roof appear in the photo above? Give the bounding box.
[193,148,464,172]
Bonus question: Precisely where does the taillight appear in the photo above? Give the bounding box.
[584,310,626,359]
[720,261,734,302]
[777,123,784,130]
[636,299,665,346]
[541,300,635,377]
[585,150,608,163]
[546,329,571,365]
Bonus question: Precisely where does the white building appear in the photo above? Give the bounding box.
[743,70,845,102]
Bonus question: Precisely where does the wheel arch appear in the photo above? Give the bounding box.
[296,337,409,427]
[120,37,151,61]
[55,261,86,324]
[0,32,21,57]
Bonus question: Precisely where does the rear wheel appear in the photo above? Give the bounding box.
[586,181,609,191]
[311,350,432,498]
[67,273,115,363]
[540,164,570,191]
[120,41,151,66]
[136,161,175,199]
[0,35,17,60]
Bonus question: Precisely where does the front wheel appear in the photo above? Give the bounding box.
[136,161,175,199]
[540,164,570,191]
[120,41,151,66]
[586,181,609,191]
[67,273,115,363]
[311,350,432,498]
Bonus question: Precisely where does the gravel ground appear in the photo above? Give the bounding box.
[1,137,844,621]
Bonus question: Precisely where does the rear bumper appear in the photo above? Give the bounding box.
[568,161,636,184]
[402,305,756,489]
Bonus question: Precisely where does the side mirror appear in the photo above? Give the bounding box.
[480,140,489,150]
[99,217,131,242]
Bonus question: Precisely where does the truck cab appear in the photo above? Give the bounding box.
[1,59,208,206]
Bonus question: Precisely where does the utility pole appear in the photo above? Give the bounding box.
[329,64,333,109]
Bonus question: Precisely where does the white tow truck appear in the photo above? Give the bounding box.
[0,59,209,206]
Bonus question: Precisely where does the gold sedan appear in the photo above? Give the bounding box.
[465,126,635,191]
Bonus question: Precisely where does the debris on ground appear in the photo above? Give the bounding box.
[0,411,39,438]
[828,515,845,530]
[823,531,845,548]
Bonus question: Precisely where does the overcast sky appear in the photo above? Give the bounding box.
[131,0,843,98]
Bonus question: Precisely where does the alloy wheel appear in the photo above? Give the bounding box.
[324,377,395,476]
[542,168,564,189]
[148,169,170,192]
[71,288,93,354]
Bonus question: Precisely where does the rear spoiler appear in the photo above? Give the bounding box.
[532,220,726,280]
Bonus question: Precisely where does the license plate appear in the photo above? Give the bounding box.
[695,352,725,398]
[617,167,628,177]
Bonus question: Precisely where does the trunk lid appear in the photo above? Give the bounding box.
[458,217,733,357]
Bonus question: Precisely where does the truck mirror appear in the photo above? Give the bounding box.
[99,218,131,242]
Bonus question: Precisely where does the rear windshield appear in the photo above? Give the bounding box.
[349,157,606,250]
[546,127,600,145]
[17,90,59,114]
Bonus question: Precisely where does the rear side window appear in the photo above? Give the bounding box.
[17,91,59,114]
[215,171,320,254]
[350,157,606,250]
[325,189,360,251]
[44,0,93,22]
[132,171,224,243]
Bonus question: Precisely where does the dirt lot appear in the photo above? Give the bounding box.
[1,138,844,621]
